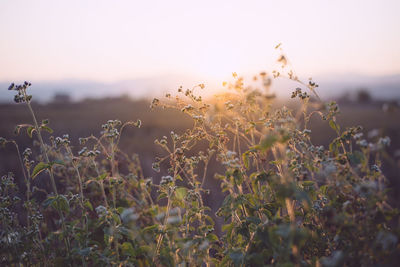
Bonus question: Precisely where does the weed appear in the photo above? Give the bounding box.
[1,55,399,266]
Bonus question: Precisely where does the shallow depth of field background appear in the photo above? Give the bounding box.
[1,0,400,214]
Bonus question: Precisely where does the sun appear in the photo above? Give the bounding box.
[192,44,243,82]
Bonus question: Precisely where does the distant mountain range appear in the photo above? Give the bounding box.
[1,73,399,103]
[0,74,199,102]
[312,73,400,99]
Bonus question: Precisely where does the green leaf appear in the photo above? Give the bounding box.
[118,226,134,238]
[50,160,65,167]
[138,245,151,254]
[32,161,64,179]
[259,135,278,151]
[143,224,158,232]
[42,196,56,209]
[40,125,53,134]
[320,185,329,195]
[232,169,243,185]
[96,173,108,181]
[329,120,340,132]
[329,137,341,156]
[157,192,167,201]
[242,151,250,169]
[175,187,187,200]
[206,233,219,242]
[54,195,70,213]
[246,216,261,225]
[302,181,315,187]
[121,242,135,257]
[117,207,124,214]
[43,195,70,213]
[222,223,234,233]
[32,162,50,179]
[229,250,244,267]
[175,174,183,181]
[255,171,275,183]
[84,200,93,211]
[27,126,35,138]
[348,150,366,165]
[77,247,91,257]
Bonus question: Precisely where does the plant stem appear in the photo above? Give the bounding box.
[109,140,120,261]
[10,141,31,228]
[25,100,59,195]
[23,93,71,256]
[67,147,88,267]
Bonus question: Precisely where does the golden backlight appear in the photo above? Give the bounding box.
[0,0,399,88]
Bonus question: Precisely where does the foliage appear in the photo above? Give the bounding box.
[1,55,399,266]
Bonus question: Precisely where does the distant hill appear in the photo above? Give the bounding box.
[313,73,400,100]
[1,73,399,102]
[0,74,204,103]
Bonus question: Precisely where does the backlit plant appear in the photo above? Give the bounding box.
[1,52,399,266]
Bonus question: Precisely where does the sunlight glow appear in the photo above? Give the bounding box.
[0,0,399,84]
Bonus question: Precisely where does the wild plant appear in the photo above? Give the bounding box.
[1,51,399,266]
[149,50,399,265]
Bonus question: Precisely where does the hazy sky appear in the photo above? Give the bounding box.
[1,0,400,82]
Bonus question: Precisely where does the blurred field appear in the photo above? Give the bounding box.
[309,102,400,187]
[0,97,191,180]
[1,96,399,215]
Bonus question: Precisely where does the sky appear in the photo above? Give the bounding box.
[1,0,400,84]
